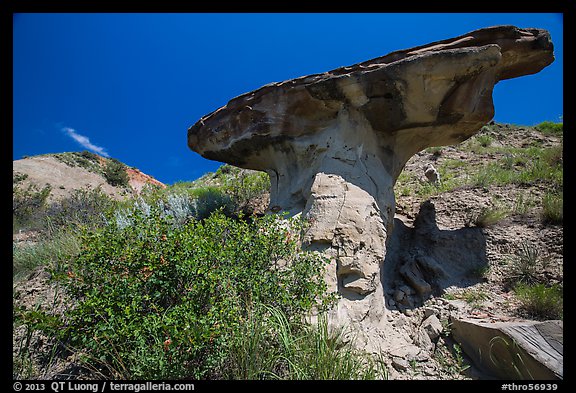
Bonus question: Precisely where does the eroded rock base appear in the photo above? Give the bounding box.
[304,200,491,373]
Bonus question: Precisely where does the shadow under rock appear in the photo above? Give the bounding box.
[382,200,488,310]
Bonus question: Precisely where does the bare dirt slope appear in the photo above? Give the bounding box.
[13,153,165,202]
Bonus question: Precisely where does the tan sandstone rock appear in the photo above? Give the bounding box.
[188,25,554,353]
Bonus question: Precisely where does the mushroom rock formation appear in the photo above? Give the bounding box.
[188,25,554,341]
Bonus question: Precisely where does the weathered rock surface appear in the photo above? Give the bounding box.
[188,25,554,352]
[451,318,563,379]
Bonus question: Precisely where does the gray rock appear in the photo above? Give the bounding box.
[416,255,447,277]
[391,356,410,371]
[390,344,421,361]
[422,315,443,340]
[451,317,563,380]
[423,307,437,319]
[414,327,435,353]
[399,285,415,296]
[399,262,432,297]
[394,289,406,303]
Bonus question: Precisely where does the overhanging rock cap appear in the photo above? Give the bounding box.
[188,25,553,169]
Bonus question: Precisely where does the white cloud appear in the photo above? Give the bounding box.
[62,127,110,157]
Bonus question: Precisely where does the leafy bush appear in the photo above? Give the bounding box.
[103,158,129,187]
[42,210,332,379]
[514,283,563,320]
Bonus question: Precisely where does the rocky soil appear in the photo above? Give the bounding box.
[13,124,563,380]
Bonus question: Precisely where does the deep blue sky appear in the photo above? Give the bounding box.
[13,13,563,185]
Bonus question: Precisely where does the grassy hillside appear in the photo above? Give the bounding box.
[13,121,562,380]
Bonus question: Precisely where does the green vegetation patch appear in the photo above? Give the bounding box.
[535,121,563,135]
[103,158,130,187]
[541,192,563,224]
[15,209,336,379]
[50,151,103,175]
[514,283,563,320]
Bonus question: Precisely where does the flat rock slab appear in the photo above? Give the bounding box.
[451,317,562,379]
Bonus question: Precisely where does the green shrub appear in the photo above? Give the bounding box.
[189,187,234,219]
[220,167,270,211]
[103,158,129,187]
[167,165,269,216]
[541,145,563,168]
[51,152,102,174]
[514,283,563,320]
[37,210,332,379]
[425,146,443,157]
[535,121,563,135]
[79,150,100,161]
[13,183,52,232]
[476,134,494,148]
[44,187,116,232]
[13,172,29,184]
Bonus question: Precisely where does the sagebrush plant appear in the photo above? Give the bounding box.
[188,187,234,219]
[31,208,334,379]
